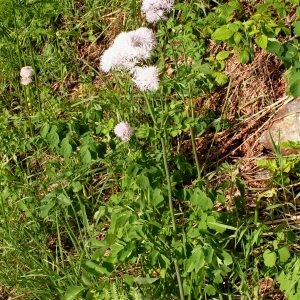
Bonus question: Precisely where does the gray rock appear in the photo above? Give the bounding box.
[260,98,300,154]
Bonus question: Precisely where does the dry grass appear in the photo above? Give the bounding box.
[179,45,298,219]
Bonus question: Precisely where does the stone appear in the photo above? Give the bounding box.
[260,98,300,154]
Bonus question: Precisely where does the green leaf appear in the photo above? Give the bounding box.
[236,48,250,64]
[135,124,150,138]
[212,27,234,41]
[58,193,71,207]
[214,72,228,86]
[133,277,159,285]
[64,286,85,300]
[288,76,300,97]
[216,50,231,60]
[293,21,300,36]
[124,274,134,286]
[71,181,83,193]
[40,123,50,138]
[151,188,164,207]
[80,146,92,164]
[84,260,110,276]
[267,40,283,56]
[204,285,216,296]
[255,34,268,49]
[190,188,213,211]
[263,249,277,267]
[47,126,60,149]
[222,250,233,266]
[186,247,205,273]
[234,32,243,44]
[40,196,56,218]
[207,217,236,233]
[60,137,72,160]
[278,247,290,263]
[136,174,150,189]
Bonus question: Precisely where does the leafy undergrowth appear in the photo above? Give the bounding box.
[0,0,299,299]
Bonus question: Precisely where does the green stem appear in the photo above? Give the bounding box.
[254,198,260,225]
[11,0,22,67]
[11,0,33,135]
[144,94,184,299]
[189,97,201,180]
[23,86,34,135]
[161,136,185,300]
[29,39,42,111]
[144,96,156,126]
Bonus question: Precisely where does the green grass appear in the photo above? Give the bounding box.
[0,0,300,299]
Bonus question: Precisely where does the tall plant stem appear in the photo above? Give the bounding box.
[145,95,184,300]
[168,40,201,181]
[11,0,22,67]
[161,136,185,300]
[189,97,201,180]
[190,127,201,180]
[11,0,33,135]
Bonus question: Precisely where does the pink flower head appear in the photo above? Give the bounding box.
[114,121,134,141]
[20,66,34,85]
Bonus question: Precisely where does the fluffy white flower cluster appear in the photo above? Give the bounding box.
[100,27,156,73]
[141,0,174,23]
[114,121,134,141]
[100,26,160,92]
[20,66,34,85]
[132,66,159,91]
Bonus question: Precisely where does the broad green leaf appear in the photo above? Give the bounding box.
[40,197,56,218]
[212,27,233,41]
[124,274,134,286]
[207,217,236,233]
[71,181,82,192]
[133,277,159,285]
[214,72,228,86]
[60,137,72,160]
[288,76,300,97]
[135,124,150,138]
[227,22,240,33]
[136,174,150,190]
[80,146,91,164]
[151,188,164,207]
[58,193,71,207]
[186,247,205,273]
[255,34,268,49]
[213,271,223,284]
[216,50,231,61]
[40,123,50,138]
[293,21,300,36]
[190,188,213,211]
[64,286,85,300]
[263,249,277,267]
[47,126,60,148]
[81,273,92,286]
[204,285,216,296]
[278,247,290,263]
[277,271,289,291]
[266,40,283,56]
[222,250,233,266]
[237,48,250,64]
[84,260,110,276]
[234,32,243,44]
